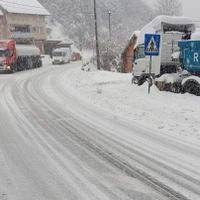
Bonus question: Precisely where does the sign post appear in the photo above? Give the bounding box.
[144,34,160,94]
[148,55,152,94]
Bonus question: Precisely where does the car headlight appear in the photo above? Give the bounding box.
[5,65,11,70]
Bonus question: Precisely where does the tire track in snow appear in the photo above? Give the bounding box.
[8,65,196,200]
[0,67,164,200]
[0,63,199,200]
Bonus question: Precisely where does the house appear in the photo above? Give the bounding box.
[44,39,62,55]
[0,0,50,53]
[121,31,139,73]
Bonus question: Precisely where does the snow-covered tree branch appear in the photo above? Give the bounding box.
[155,0,182,16]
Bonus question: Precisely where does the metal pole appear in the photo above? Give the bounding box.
[108,10,112,41]
[148,55,152,94]
[94,0,101,70]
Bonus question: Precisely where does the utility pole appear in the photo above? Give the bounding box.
[94,0,101,70]
[108,10,112,41]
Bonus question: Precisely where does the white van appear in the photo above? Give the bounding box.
[52,48,71,65]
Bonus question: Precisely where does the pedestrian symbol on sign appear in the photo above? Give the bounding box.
[144,34,160,56]
[147,37,158,52]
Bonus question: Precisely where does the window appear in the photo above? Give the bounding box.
[53,51,63,57]
[135,44,145,59]
[10,25,30,33]
[0,49,10,57]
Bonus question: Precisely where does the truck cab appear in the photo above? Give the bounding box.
[133,44,160,77]
[132,16,195,83]
[0,40,42,73]
[0,40,16,72]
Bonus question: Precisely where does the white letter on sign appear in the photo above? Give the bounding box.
[194,53,199,62]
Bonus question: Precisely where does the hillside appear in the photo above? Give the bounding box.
[39,0,153,49]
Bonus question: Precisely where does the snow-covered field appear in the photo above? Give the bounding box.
[63,63,200,143]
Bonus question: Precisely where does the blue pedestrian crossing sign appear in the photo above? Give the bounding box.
[144,34,160,56]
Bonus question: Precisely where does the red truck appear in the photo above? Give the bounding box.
[0,40,42,73]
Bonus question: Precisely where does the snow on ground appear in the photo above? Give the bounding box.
[63,64,200,143]
[81,50,94,65]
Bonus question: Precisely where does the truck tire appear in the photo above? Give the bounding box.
[131,76,138,84]
[38,59,42,67]
[137,74,150,86]
[11,64,17,73]
[28,58,33,69]
[182,80,200,96]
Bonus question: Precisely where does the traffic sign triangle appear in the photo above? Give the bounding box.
[146,36,158,52]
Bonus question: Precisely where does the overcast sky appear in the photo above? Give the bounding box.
[146,0,200,20]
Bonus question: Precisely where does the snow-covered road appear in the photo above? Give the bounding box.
[0,61,200,200]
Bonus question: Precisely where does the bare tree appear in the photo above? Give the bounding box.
[155,0,182,16]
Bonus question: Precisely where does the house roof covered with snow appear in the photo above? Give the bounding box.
[0,0,50,16]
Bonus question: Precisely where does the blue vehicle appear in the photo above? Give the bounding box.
[178,40,200,95]
[179,40,200,74]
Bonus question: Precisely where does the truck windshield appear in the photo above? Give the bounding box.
[135,45,145,59]
[53,52,63,57]
[0,49,10,57]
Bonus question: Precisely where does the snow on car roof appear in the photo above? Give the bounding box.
[0,0,50,16]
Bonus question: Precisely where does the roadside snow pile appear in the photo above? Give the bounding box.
[81,50,94,67]
[63,66,200,142]
[155,73,181,83]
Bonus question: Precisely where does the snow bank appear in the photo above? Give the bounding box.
[155,73,181,83]
[62,65,200,143]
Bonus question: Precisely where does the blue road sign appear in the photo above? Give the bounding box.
[144,34,160,56]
